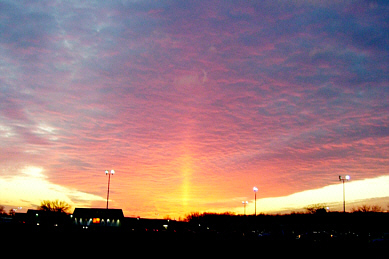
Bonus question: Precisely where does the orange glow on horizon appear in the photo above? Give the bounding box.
[1,166,388,219]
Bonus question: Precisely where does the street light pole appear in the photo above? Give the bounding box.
[253,187,258,216]
[339,175,350,213]
[105,169,115,209]
[242,201,248,215]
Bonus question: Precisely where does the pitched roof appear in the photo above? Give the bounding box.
[73,208,124,218]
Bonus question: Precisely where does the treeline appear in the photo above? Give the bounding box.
[1,201,388,245]
[183,210,389,241]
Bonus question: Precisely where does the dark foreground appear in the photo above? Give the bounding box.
[2,211,388,248]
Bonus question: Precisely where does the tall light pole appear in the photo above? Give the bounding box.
[339,175,350,213]
[242,201,248,215]
[105,169,115,209]
[253,187,258,216]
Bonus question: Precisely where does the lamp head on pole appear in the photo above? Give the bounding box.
[253,187,258,192]
[105,169,115,175]
[339,175,350,181]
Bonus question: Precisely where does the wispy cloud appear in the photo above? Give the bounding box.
[0,166,105,209]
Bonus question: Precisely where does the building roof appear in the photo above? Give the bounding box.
[73,208,124,219]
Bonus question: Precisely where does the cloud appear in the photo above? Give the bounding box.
[0,166,105,209]
[238,175,389,213]
[0,0,388,218]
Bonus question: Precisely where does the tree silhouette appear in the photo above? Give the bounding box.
[351,204,383,212]
[304,203,327,214]
[0,205,5,215]
[38,200,71,213]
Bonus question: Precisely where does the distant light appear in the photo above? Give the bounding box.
[345,175,350,180]
[111,169,115,174]
[253,187,258,192]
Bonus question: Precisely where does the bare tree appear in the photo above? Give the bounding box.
[304,203,327,214]
[352,204,371,212]
[351,204,383,212]
[184,212,201,222]
[8,209,15,216]
[371,205,383,212]
[38,200,71,213]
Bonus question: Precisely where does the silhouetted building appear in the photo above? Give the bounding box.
[72,208,124,228]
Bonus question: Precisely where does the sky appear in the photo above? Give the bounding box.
[0,0,388,219]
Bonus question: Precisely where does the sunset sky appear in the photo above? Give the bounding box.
[1,0,388,219]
